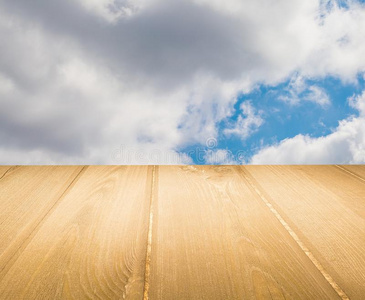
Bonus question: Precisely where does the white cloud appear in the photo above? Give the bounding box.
[251,91,365,164]
[0,0,365,163]
[0,72,14,95]
[305,85,331,106]
[204,149,237,165]
[195,0,365,82]
[302,0,365,81]
[76,0,151,22]
[223,101,263,139]
[278,74,330,106]
[349,90,365,116]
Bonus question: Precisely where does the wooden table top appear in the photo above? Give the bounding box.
[0,165,364,299]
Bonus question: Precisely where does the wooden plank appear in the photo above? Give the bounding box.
[0,166,19,180]
[0,166,152,299]
[0,166,83,278]
[338,165,365,182]
[1,165,364,299]
[0,166,11,179]
[298,165,365,219]
[245,165,365,300]
[148,166,339,299]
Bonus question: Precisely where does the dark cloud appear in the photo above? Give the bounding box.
[0,0,364,163]
[0,90,104,155]
[1,0,262,88]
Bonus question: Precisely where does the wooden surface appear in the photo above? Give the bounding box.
[0,166,364,299]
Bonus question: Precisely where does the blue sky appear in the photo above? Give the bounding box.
[183,75,365,164]
[0,0,364,164]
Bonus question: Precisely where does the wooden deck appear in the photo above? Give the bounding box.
[0,165,364,299]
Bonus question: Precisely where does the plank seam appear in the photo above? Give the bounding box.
[335,165,365,183]
[0,166,87,279]
[0,166,18,181]
[143,165,156,300]
[240,167,349,300]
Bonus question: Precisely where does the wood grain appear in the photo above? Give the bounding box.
[245,165,365,299]
[0,165,364,299]
[0,166,11,179]
[0,166,84,279]
[337,165,365,183]
[149,166,339,299]
[0,166,152,299]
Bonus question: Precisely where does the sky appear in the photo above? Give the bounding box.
[0,0,364,164]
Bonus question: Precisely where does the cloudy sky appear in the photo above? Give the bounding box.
[0,0,364,164]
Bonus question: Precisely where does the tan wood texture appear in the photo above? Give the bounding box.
[0,166,11,179]
[0,166,84,280]
[149,166,339,299]
[338,165,365,183]
[245,165,365,300]
[0,165,364,299]
[0,166,152,299]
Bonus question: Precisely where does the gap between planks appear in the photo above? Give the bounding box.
[239,167,350,300]
[335,165,365,183]
[0,166,87,280]
[0,166,19,181]
[143,165,157,300]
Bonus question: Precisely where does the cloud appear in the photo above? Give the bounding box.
[305,85,331,106]
[278,74,331,106]
[75,0,149,22]
[302,0,365,81]
[349,90,365,116]
[204,149,237,165]
[250,91,365,164]
[223,101,263,139]
[0,0,365,163]
[4,0,364,85]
